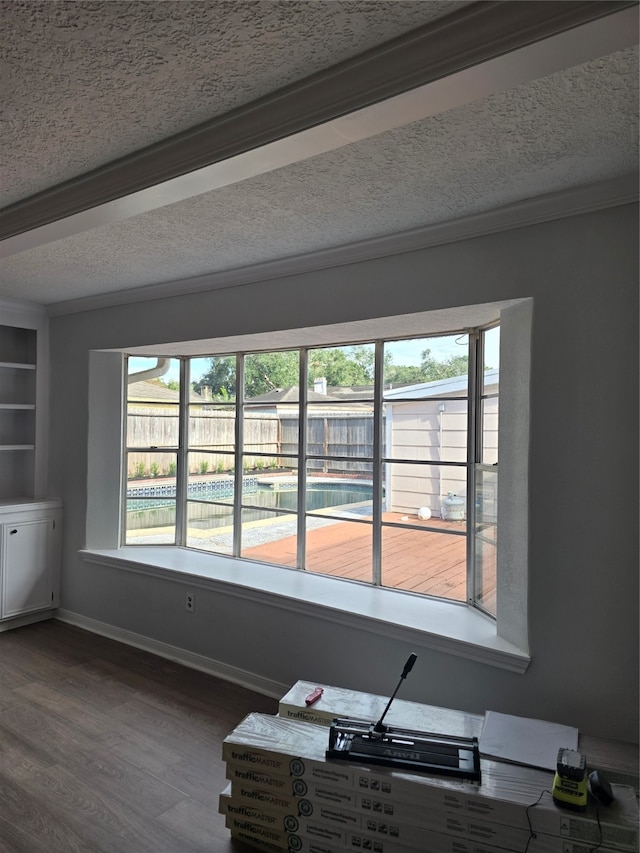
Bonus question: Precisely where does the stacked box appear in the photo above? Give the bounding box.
[278,680,483,736]
[221,712,638,853]
[220,783,631,853]
[220,685,639,853]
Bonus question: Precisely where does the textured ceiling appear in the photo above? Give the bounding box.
[0,1,638,310]
[2,0,465,204]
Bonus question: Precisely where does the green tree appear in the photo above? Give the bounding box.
[384,363,426,385]
[194,356,236,398]
[244,351,299,397]
[420,348,469,381]
[309,345,374,387]
[194,345,472,399]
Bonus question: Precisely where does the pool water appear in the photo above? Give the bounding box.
[127,480,373,531]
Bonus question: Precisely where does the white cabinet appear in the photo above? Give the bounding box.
[0,500,62,630]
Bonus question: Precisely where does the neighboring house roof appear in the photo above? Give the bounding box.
[328,383,418,400]
[248,386,372,413]
[128,379,204,403]
[384,368,499,399]
[249,387,343,404]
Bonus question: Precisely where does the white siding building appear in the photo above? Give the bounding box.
[384,369,498,518]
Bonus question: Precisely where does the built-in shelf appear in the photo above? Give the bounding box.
[0,362,36,370]
[0,306,49,501]
[0,404,36,410]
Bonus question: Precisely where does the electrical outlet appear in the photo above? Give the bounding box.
[185,592,195,613]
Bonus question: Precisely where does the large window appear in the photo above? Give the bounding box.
[123,326,499,616]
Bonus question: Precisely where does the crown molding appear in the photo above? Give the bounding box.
[46,173,638,318]
[2,0,635,247]
[0,296,48,320]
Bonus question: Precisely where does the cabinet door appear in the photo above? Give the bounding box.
[1,519,52,618]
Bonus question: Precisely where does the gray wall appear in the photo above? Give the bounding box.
[49,204,639,742]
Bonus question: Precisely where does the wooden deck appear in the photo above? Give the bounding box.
[242,513,496,610]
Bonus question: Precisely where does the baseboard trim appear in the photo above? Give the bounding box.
[0,609,55,632]
[54,608,288,699]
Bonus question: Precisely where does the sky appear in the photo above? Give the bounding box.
[129,328,500,385]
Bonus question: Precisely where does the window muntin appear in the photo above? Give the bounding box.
[123,327,499,616]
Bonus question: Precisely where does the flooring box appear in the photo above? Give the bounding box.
[220,778,540,850]
[222,714,639,852]
[282,681,639,797]
[278,680,482,737]
[220,782,637,853]
[225,812,625,853]
[228,826,412,853]
[224,756,547,821]
[226,811,439,853]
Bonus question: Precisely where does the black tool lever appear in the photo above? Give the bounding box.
[372,653,417,735]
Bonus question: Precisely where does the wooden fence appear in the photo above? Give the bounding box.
[126,408,374,478]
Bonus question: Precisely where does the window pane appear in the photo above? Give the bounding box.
[244,351,299,400]
[241,458,297,506]
[127,451,178,485]
[305,517,373,582]
[308,344,375,402]
[186,500,234,555]
[307,404,374,462]
[125,451,177,544]
[307,455,373,478]
[383,334,469,398]
[381,525,466,600]
[126,357,181,447]
[191,355,236,403]
[187,455,235,500]
[126,401,179,448]
[383,461,466,529]
[305,469,373,518]
[481,326,499,465]
[243,404,298,454]
[474,467,497,616]
[188,404,235,451]
[481,397,499,465]
[125,498,176,545]
[475,537,497,615]
[482,327,500,391]
[240,509,298,567]
[383,399,467,464]
[475,467,498,529]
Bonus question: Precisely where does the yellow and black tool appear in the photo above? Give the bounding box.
[552,747,588,810]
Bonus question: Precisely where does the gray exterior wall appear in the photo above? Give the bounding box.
[49,203,639,742]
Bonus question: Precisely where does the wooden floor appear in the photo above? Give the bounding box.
[0,620,278,853]
[242,513,496,609]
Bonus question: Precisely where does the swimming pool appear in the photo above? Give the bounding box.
[126,478,373,531]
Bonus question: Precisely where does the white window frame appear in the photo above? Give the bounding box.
[123,331,493,612]
[84,299,531,672]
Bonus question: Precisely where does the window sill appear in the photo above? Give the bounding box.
[81,547,530,674]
